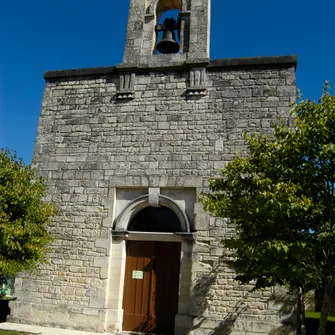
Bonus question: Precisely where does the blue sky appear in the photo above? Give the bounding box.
[0,0,334,164]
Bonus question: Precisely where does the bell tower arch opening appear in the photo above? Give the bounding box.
[122,0,210,65]
[155,0,183,55]
[155,8,181,55]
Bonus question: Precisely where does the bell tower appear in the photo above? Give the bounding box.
[122,0,211,67]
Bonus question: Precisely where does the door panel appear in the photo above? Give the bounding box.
[155,242,182,334]
[123,241,155,332]
[122,241,181,334]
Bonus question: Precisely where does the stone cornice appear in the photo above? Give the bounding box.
[44,55,297,80]
[208,55,297,69]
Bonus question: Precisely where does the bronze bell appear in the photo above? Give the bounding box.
[156,19,180,54]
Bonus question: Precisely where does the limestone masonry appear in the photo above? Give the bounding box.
[10,1,297,334]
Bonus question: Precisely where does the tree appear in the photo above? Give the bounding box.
[200,84,335,335]
[0,149,56,282]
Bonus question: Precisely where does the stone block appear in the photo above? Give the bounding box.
[195,214,209,231]
[93,257,109,268]
[83,308,100,316]
[100,267,109,280]
[89,297,105,309]
[95,238,111,250]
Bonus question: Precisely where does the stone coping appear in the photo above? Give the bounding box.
[44,55,297,80]
[208,55,297,69]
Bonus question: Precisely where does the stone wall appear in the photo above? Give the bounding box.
[10,57,297,334]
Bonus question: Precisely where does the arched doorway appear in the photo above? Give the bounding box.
[122,206,182,334]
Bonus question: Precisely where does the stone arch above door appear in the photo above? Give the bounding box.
[114,194,191,233]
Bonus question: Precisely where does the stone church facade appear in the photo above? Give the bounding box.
[10,0,297,334]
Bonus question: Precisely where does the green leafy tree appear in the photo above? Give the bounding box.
[0,149,56,280]
[200,84,335,335]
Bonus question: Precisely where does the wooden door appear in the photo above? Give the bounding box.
[122,241,181,334]
[122,241,155,332]
[154,242,182,334]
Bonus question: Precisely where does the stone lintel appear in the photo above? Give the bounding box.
[113,232,195,242]
[43,55,297,80]
[112,230,129,240]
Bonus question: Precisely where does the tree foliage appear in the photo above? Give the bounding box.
[200,84,335,335]
[0,149,56,277]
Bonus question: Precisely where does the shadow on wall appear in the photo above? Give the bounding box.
[268,288,303,335]
[188,257,297,335]
[210,301,247,335]
[188,261,247,335]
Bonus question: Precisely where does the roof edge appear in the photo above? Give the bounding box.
[43,55,297,80]
[208,55,297,69]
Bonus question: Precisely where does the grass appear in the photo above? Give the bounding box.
[0,331,36,335]
[304,311,335,335]
[305,311,335,322]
